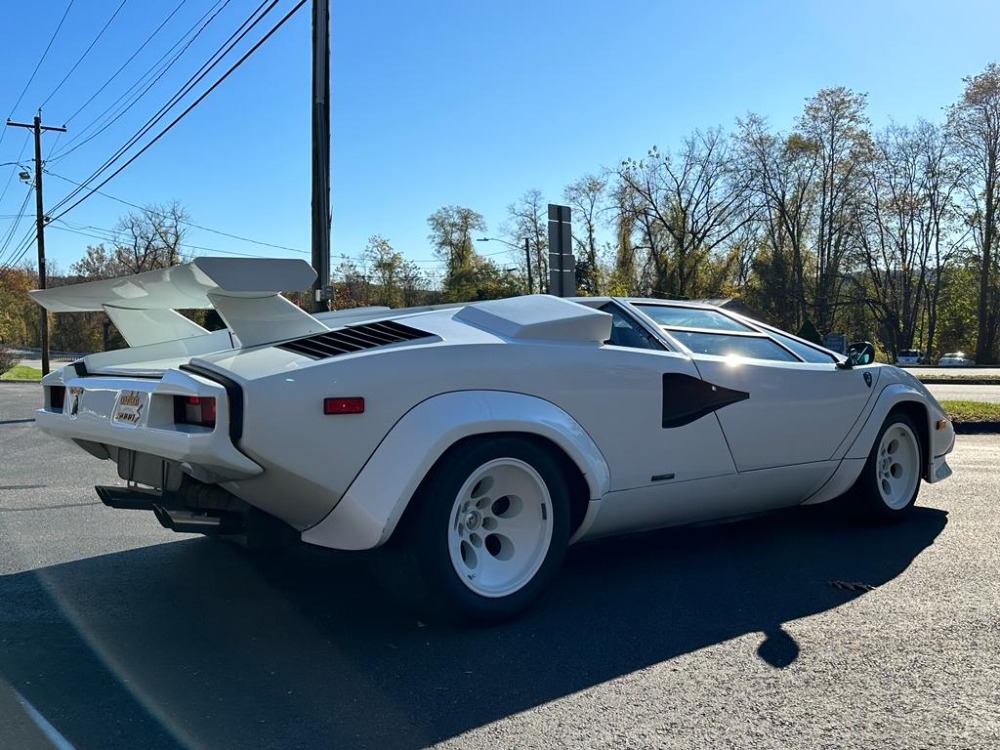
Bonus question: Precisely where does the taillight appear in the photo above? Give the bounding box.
[50,386,66,411]
[174,395,217,428]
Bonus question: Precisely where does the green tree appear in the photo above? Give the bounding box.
[362,235,427,308]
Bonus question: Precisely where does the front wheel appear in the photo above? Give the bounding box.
[850,413,923,521]
[373,437,571,624]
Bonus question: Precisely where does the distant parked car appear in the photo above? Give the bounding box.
[896,349,924,365]
[938,352,975,367]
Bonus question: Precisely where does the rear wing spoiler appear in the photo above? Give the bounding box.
[30,257,328,348]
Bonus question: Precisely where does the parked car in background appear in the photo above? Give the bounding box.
[938,352,975,367]
[896,349,924,365]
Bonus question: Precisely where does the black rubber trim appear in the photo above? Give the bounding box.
[662,373,749,428]
[179,363,245,443]
[72,360,89,377]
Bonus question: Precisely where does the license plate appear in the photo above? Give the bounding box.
[112,390,147,428]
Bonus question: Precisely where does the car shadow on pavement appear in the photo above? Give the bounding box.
[0,504,947,750]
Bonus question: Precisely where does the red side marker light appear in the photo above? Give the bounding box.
[324,397,364,415]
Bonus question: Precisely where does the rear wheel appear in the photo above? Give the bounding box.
[850,413,922,520]
[374,437,570,624]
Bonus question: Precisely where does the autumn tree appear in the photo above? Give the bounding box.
[947,63,1000,362]
[0,266,38,348]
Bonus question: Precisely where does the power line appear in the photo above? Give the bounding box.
[48,0,307,222]
[0,184,34,267]
[0,225,39,271]
[0,132,31,205]
[48,0,279,212]
[40,0,131,109]
[61,0,190,126]
[43,169,307,254]
[49,219,288,259]
[49,0,233,161]
[2,0,75,142]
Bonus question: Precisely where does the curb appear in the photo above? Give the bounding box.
[953,422,1000,434]
[917,378,1000,386]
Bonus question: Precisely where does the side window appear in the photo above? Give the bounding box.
[766,330,838,363]
[669,331,799,362]
[600,304,664,350]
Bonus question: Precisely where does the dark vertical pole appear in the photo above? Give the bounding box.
[7,115,66,375]
[547,205,574,297]
[311,0,331,312]
[31,116,50,375]
[524,237,533,295]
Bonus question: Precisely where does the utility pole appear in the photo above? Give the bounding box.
[524,237,533,295]
[6,113,66,376]
[310,0,331,312]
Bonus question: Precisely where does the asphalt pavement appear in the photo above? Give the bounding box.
[0,383,998,749]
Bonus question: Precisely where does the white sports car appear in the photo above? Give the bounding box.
[32,258,955,623]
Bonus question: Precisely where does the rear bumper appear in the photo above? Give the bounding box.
[37,366,261,481]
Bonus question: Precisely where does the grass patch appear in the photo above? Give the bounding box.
[939,399,1000,423]
[0,364,42,381]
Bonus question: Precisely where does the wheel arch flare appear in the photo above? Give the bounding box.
[300,390,610,551]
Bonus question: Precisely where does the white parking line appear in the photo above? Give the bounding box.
[13,689,78,750]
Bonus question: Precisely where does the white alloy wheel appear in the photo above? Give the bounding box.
[447,458,554,598]
[874,421,920,510]
[372,436,571,624]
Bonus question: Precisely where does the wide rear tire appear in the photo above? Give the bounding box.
[373,437,570,625]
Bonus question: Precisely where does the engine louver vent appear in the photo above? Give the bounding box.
[277,320,433,359]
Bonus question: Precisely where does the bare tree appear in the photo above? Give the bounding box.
[564,174,607,294]
[797,87,871,332]
[738,113,820,328]
[617,128,754,299]
[851,121,962,358]
[947,63,1000,363]
[71,201,188,279]
[505,189,548,293]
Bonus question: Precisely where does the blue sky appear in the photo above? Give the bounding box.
[2,0,999,282]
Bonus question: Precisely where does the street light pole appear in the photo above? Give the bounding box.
[477,237,533,294]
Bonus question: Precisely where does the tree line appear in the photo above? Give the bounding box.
[2,63,999,363]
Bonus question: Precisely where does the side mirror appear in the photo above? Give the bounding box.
[838,341,876,369]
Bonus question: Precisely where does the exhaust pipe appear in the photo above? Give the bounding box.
[95,479,297,549]
[153,507,242,534]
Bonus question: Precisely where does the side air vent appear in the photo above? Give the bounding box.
[277,320,434,359]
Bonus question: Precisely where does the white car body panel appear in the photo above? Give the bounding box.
[691,357,879,471]
[37,368,261,481]
[301,390,611,550]
[30,260,956,560]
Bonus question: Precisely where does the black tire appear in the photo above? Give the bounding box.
[849,413,923,521]
[372,436,571,625]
